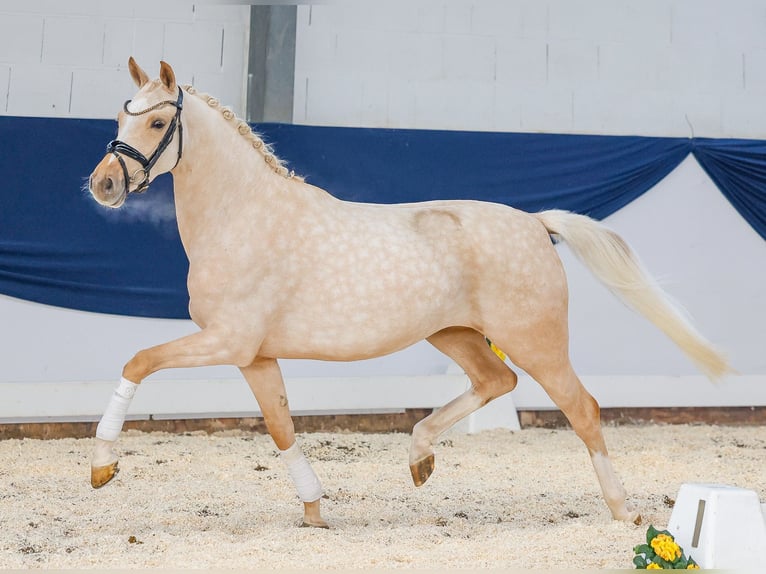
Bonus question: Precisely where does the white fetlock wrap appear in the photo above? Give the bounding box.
[96,377,139,442]
[279,443,323,503]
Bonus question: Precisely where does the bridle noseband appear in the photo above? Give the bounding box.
[106,86,184,194]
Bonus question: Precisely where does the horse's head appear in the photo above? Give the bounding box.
[89,58,184,208]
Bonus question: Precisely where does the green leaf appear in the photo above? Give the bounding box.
[633,555,647,569]
[634,543,653,557]
[646,525,661,544]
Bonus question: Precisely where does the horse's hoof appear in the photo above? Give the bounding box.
[301,499,329,529]
[300,519,330,529]
[91,461,119,488]
[410,453,435,487]
[615,509,642,525]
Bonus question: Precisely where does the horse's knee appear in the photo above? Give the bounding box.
[122,350,151,382]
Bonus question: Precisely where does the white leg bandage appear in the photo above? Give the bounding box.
[279,443,323,503]
[95,377,139,442]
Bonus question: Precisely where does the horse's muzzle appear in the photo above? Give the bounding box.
[89,156,127,208]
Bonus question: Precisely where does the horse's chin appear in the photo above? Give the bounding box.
[92,191,127,209]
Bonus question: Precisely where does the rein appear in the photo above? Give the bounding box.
[106,86,184,194]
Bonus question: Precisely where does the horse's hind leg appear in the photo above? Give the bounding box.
[410,327,518,486]
[91,328,254,488]
[240,357,327,528]
[523,359,641,524]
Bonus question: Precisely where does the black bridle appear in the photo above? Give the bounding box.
[106,87,184,194]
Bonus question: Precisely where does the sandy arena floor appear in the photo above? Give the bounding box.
[0,423,764,569]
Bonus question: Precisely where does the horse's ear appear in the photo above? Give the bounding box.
[159,61,177,93]
[128,57,150,88]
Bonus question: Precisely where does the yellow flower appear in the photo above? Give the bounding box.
[651,533,682,562]
[647,563,662,570]
[687,564,700,570]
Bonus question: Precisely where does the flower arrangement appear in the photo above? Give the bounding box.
[633,525,699,569]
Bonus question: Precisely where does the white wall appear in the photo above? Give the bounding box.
[0,0,250,118]
[294,0,766,139]
[1,1,765,421]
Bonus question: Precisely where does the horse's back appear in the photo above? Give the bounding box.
[257,198,568,360]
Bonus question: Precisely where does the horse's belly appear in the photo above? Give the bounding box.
[261,267,466,360]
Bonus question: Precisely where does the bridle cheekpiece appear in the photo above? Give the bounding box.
[106,86,184,194]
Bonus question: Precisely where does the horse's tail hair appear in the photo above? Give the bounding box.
[534,209,731,380]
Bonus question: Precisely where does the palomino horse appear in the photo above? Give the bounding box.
[88,59,729,528]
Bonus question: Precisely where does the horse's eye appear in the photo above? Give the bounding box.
[151,120,166,130]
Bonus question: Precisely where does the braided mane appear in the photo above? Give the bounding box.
[181,84,302,181]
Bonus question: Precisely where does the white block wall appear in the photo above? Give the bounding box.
[0,0,250,119]
[1,1,765,421]
[294,0,766,139]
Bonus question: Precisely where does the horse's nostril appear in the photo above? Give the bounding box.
[104,177,113,192]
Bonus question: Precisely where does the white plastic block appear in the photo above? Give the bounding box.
[193,71,245,118]
[548,1,603,42]
[470,2,524,37]
[6,65,72,117]
[293,24,338,76]
[0,66,9,113]
[443,34,496,82]
[447,362,521,433]
[0,13,44,64]
[722,92,766,140]
[572,88,682,137]
[193,5,249,22]
[42,17,103,67]
[385,83,416,129]
[128,20,165,71]
[303,72,362,127]
[444,2,472,35]
[546,39,599,89]
[668,483,766,569]
[102,19,135,68]
[598,2,671,45]
[221,22,247,75]
[141,0,195,22]
[335,30,391,81]
[518,87,573,133]
[413,79,495,132]
[492,82,523,132]
[597,42,665,92]
[744,49,766,93]
[163,21,225,77]
[549,0,670,45]
[465,392,521,433]
[70,69,136,119]
[360,76,389,127]
[387,32,444,82]
[495,37,547,87]
[668,1,765,50]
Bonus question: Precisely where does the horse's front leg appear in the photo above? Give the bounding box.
[91,328,252,488]
[240,357,327,528]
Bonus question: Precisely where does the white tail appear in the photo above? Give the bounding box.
[535,210,730,380]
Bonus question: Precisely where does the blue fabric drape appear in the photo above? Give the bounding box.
[0,117,188,318]
[257,124,691,220]
[692,138,766,240]
[0,116,764,319]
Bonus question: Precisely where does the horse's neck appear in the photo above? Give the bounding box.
[169,99,329,256]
